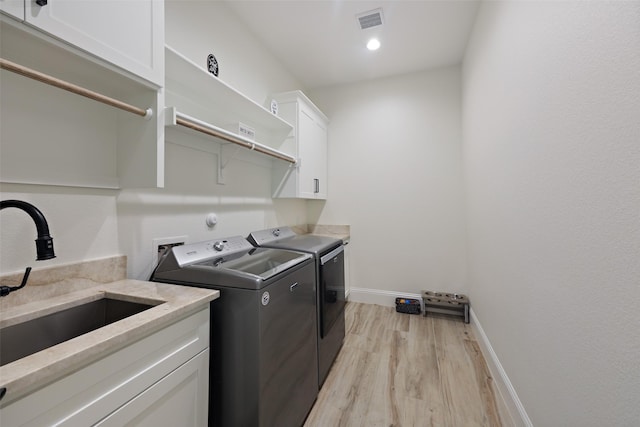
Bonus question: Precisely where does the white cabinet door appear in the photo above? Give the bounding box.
[298,105,328,199]
[24,0,163,86]
[310,109,328,199]
[298,107,319,198]
[96,350,209,427]
[0,0,23,20]
[272,91,328,199]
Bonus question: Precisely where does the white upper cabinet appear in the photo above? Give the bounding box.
[272,91,328,199]
[0,3,164,189]
[3,0,164,86]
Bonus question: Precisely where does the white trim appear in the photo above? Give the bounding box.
[347,287,421,307]
[470,308,533,427]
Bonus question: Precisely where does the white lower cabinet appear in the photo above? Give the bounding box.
[0,307,210,427]
[0,0,23,20]
[95,350,208,427]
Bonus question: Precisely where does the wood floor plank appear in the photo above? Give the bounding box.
[464,339,502,427]
[433,315,488,426]
[304,303,506,427]
[407,313,447,425]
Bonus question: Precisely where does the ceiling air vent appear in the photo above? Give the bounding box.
[356,8,384,30]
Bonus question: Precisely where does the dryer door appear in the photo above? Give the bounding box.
[319,245,346,337]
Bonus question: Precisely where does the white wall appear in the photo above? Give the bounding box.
[116,1,308,279]
[309,67,467,301]
[164,0,300,105]
[463,1,640,426]
[1,1,307,278]
[0,184,119,273]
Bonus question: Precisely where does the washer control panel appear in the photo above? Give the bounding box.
[171,236,253,267]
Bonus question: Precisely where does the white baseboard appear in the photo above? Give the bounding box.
[470,308,533,427]
[347,287,421,306]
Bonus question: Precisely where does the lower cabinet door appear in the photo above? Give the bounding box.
[0,0,24,20]
[96,349,209,427]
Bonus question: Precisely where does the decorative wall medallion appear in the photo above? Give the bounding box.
[207,54,219,77]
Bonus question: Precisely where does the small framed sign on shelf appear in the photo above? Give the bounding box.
[207,53,219,77]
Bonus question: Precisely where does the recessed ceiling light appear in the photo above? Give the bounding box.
[367,38,381,51]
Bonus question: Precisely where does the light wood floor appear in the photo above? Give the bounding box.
[304,302,505,427]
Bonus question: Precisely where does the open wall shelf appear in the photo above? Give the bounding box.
[164,46,294,160]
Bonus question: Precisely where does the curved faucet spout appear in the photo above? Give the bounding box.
[0,199,56,260]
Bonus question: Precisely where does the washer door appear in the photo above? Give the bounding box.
[218,248,311,280]
[259,262,318,426]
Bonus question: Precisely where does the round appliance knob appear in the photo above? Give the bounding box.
[213,241,225,251]
[272,229,280,237]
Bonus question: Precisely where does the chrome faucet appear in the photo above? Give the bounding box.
[0,199,56,297]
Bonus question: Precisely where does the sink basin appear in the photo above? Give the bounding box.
[0,298,156,367]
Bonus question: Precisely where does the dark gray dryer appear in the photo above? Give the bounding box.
[150,236,317,427]
[248,226,346,388]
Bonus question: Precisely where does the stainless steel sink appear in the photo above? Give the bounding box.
[0,298,156,366]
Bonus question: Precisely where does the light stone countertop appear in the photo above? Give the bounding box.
[311,232,350,244]
[296,224,350,244]
[0,258,218,405]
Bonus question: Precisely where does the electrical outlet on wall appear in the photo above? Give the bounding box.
[152,235,188,268]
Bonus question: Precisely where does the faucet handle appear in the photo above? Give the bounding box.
[0,267,32,297]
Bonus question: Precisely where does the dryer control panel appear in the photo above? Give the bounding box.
[248,226,297,245]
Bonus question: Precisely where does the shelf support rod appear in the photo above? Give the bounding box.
[172,110,297,164]
[0,58,153,119]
